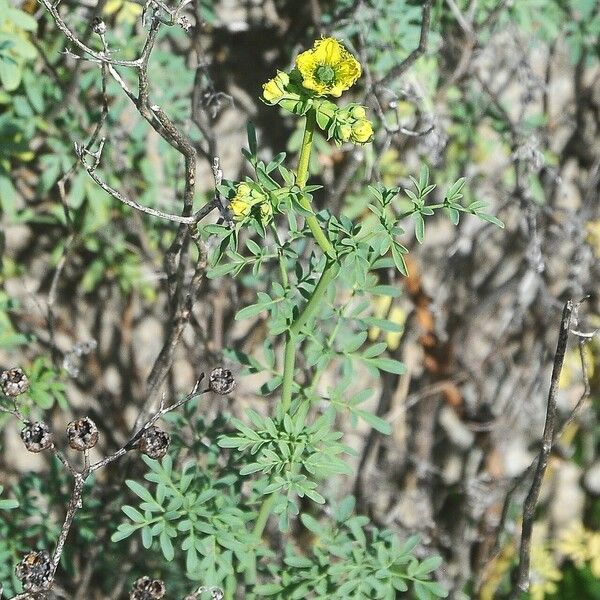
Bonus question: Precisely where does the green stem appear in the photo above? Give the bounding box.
[280,259,337,413]
[248,109,339,564]
[296,110,335,258]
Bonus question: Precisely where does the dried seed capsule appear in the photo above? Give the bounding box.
[91,16,106,35]
[15,550,52,591]
[137,426,170,460]
[0,368,29,397]
[208,368,235,395]
[21,421,53,453]
[130,576,166,599]
[66,417,99,451]
[177,15,192,31]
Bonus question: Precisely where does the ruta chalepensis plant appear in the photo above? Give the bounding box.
[109,36,501,598]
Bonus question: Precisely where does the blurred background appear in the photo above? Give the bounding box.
[1,0,600,598]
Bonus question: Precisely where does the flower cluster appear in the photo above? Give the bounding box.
[313,101,374,146]
[229,182,273,226]
[261,37,373,146]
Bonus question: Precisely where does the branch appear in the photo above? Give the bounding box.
[510,299,573,598]
[75,140,215,224]
[376,0,433,87]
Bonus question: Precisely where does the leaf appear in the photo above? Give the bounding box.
[414,213,425,243]
[111,524,138,542]
[247,121,257,156]
[445,177,466,200]
[126,480,155,504]
[355,409,392,434]
[477,212,505,228]
[159,530,175,561]
[122,505,146,523]
[368,356,406,375]
[0,498,19,510]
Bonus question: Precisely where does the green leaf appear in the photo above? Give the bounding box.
[126,480,155,504]
[247,121,257,156]
[355,409,392,434]
[159,530,175,561]
[414,213,425,243]
[368,356,406,375]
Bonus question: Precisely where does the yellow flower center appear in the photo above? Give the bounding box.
[315,65,336,85]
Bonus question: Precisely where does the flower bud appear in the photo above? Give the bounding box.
[350,119,374,144]
[350,105,366,119]
[1,368,29,397]
[15,550,52,592]
[137,426,170,460]
[208,367,235,395]
[21,421,53,453]
[337,123,352,142]
[259,201,273,225]
[67,417,99,451]
[130,576,166,599]
[262,71,290,104]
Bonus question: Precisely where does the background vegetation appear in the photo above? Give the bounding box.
[1,0,600,598]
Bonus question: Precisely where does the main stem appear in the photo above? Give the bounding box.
[251,109,338,546]
[296,110,335,258]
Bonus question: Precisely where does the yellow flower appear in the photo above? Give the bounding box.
[529,543,562,600]
[587,532,600,577]
[230,198,251,222]
[350,105,366,119]
[350,118,374,144]
[295,37,361,97]
[103,0,142,24]
[229,183,254,222]
[586,220,600,257]
[260,201,273,225]
[262,71,290,104]
[338,123,352,142]
[556,521,589,567]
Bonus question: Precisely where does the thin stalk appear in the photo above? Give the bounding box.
[280,259,337,413]
[249,108,339,563]
[296,111,335,258]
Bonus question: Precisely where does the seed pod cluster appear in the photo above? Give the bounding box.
[66,417,99,451]
[130,576,166,599]
[15,550,53,591]
[0,368,29,397]
[137,426,170,459]
[21,421,53,453]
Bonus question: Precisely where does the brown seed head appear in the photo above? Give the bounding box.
[208,367,235,395]
[137,426,170,460]
[130,576,166,599]
[66,417,99,451]
[15,550,52,591]
[21,421,53,453]
[1,368,29,397]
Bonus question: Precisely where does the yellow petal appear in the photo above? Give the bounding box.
[314,37,343,65]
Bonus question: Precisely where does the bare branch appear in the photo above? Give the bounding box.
[376,0,433,87]
[510,299,574,598]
